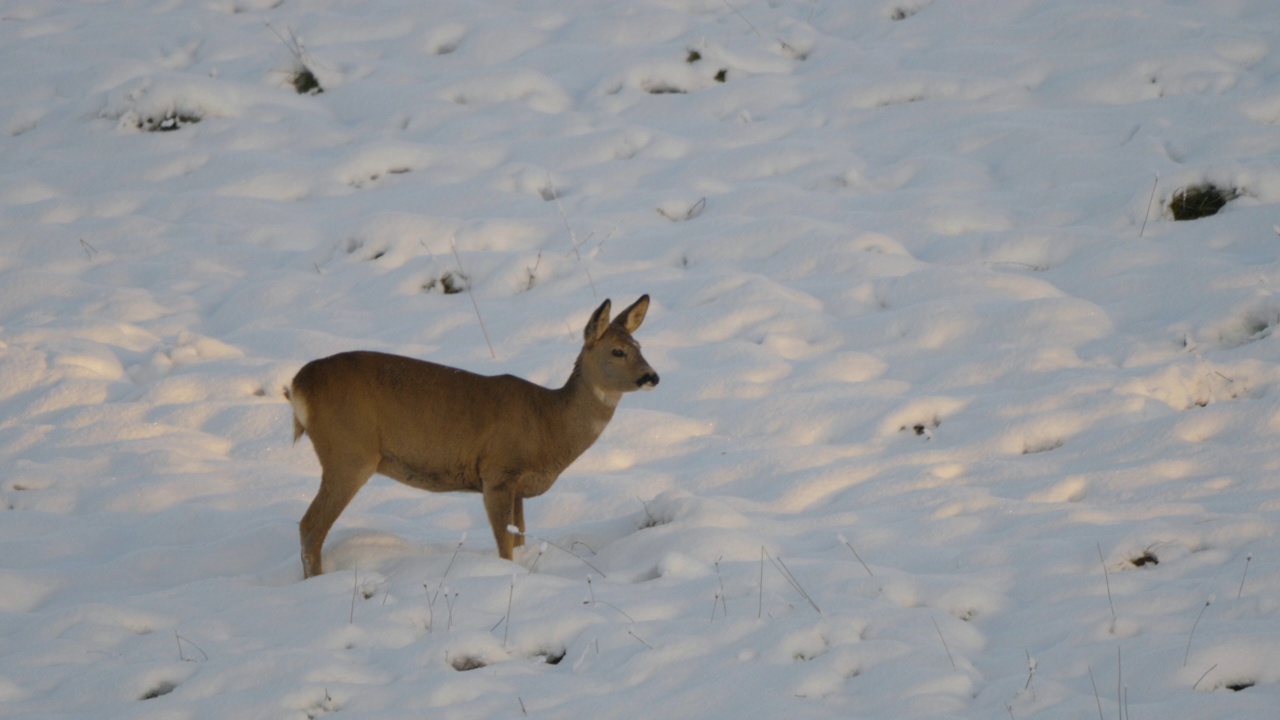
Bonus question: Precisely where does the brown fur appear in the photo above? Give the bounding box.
[288,295,658,578]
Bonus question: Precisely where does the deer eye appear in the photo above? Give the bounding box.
[611,348,626,358]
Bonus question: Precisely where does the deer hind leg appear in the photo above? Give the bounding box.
[513,497,526,548]
[300,454,377,578]
[482,484,517,560]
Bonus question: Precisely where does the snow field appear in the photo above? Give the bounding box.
[2,0,1280,718]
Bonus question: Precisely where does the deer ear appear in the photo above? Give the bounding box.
[584,299,612,342]
[613,294,649,334]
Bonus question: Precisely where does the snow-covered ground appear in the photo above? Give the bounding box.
[2,0,1280,717]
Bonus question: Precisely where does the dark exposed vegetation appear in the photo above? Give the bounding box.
[1169,184,1236,221]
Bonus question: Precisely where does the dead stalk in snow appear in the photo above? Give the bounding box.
[516,527,607,578]
[765,550,820,614]
[1088,665,1104,720]
[175,631,208,662]
[721,0,763,38]
[1117,646,1125,720]
[1183,599,1212,667]
[502,576,514,646]
[933,616,957,671]
[349,565,358,624]
[547,174,596,297]
[450,241,495,359]
[1139,173,1158,237]
[1237,554,1252,599]
[1191,663,1217,691]
[584,575,635,622]
[839,533,874,577]
[710,556,728,623]
[1097,543,1116,632]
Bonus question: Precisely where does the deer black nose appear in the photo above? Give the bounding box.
[637,372,660,387]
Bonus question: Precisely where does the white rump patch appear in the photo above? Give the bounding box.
[289,389,309,428]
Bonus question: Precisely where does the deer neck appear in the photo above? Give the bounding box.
[558,358,620,443]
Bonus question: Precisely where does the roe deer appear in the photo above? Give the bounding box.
[287,295,658,578]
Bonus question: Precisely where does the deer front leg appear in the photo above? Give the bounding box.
[513,497,526,548]
[482,483,517,560]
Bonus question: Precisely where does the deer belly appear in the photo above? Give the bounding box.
[379,454,480,493]
[517,472,560,498]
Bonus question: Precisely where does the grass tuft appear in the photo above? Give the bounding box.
[1225,680,1255,692]
[1129,550,1158,567]
[451,655,487,671]
[1169,184,1235,221]
[422,270,467,295]
[266,22,324,95]
[137,110,202,132]
[292,65,322,95]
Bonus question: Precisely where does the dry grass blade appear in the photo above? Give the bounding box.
[502,576,514,646]
[515,527,606,578]
[349,565,358,624]
[583,575,636,622]
[1192,663,1217,691]
[933,616,957,671]
[765,550,820,614]
[1139,174,1158,237]
[839,534,873,577]
[1088,665,1103,720]
[175,631,208,662]
[1237,554,1252,599]
[721,0,763,37]
[1097,543,1116,631]
[547,174,597,297]
[450,243,495,359]
[1183,599,1211,667]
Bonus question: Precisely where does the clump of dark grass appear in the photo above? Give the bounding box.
[422,270,468,295]
[292,64,322,95]
[266,22,323,95]
[137,109,202,132]
[1129,550,1158,567]
[1169,184,1236,221]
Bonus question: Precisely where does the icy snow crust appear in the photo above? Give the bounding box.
[2,0,1280,717]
